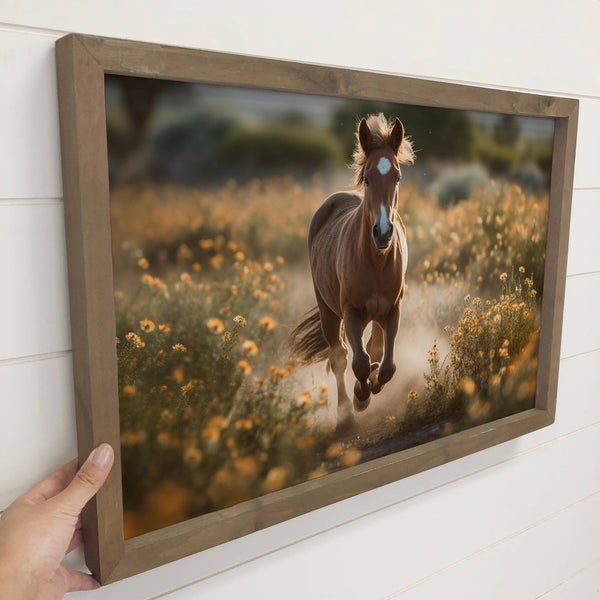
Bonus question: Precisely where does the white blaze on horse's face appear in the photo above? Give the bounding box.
[378,203,392,237]
[365,153,400,252]
[377,157,392,176]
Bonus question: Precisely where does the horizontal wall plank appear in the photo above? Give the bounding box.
[0,355,77,509]
[0,29,62,199]
[0,202,71,359]
[391,491,600,599]
[560,273,600,358]
[553,350,600,431]
[573,99,600,189]
[539,558,600,599]
[566,190,600,276]
[1,2,600,98]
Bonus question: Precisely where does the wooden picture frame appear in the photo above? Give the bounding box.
[55,33,578,584]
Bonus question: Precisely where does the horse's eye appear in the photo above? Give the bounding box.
[364,177,370,187]
[396,176,401,185]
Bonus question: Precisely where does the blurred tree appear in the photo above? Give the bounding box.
[330,100,478,163]
[493,114,521,147]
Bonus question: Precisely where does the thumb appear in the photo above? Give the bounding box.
[55,443,114,516]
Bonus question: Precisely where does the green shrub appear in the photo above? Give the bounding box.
[432,164,489,207]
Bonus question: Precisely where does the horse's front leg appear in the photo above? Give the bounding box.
[343,306,371,410]
[376,303,401,389]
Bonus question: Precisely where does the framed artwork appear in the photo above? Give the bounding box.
[55,33,578,584]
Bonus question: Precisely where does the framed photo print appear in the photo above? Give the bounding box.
[55,33,577,583]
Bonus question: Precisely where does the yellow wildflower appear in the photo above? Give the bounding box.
[183,447,203,467]
[181,381,195,394]
[263,466,287,493]
[299,390,312,407]
[308,467,329,480]
[120,430,146,446]
[238,359,252,375]
[340,448,362,468]
[296,436,315,449]
[210,254,223,269]
[140,319,156,332]
[325,442,343,459]
[156,431,179,447]
[122,384,137,397]
[459,377,477,395]
[125,332,145,348]
[242,340,259,356]
[172,367,185,382]
[260,316,276,330]
[206,318,225,334]
[202,427,221,443]
[233,456,260,477]
[208,415,229,429]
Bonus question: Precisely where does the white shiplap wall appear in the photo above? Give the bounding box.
[1,2,599,598]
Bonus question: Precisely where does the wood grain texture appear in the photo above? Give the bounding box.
[537,100,579,415]
[54,32,578,584]
[55,34,124,582]
[77,34,577,117]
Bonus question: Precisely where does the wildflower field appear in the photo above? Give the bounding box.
[112,175,547,537]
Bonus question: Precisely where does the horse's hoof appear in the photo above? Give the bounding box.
[371,382,382,395]
[353,394,371,412]
[354,379,371,402]
[378,364,396,387]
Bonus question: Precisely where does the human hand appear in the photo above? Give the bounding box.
[0,444,114,599]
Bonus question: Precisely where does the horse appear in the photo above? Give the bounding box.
[288,113,415,429]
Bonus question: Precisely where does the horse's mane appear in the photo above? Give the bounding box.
[352,113,415,187]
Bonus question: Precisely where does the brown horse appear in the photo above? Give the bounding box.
[288,114,415,428]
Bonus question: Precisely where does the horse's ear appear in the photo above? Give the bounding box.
[358,118,372,153]
[390,118,405,154]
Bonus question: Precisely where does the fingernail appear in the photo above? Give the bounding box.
[90,443,113,469]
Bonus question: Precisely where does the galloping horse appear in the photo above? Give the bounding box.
[288,113,415,428]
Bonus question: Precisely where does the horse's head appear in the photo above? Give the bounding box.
[354,114,414,252]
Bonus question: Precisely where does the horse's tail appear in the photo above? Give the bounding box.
[286,307,329,366]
